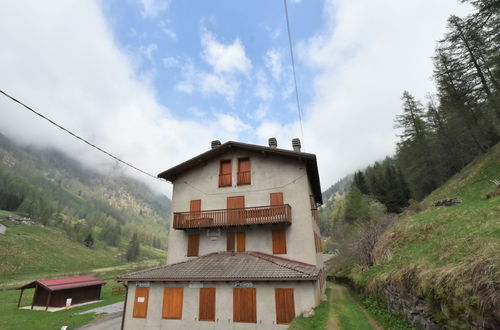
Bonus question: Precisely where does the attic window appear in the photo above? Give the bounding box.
[219,160,232,187]
[237,158,251,185]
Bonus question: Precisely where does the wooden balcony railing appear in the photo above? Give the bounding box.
[173,204,292,229]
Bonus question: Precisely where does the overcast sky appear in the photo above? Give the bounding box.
[0,0,471,196]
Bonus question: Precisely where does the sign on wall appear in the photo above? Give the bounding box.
[234,281,253,288]
[189,282,204,288]
[136,282,150,287]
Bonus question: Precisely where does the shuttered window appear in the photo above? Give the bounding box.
[199,288,216,321]
[162,287,183,319]
[236,232,246,252]
[270,192,283,205]
[227,232,235,251]
[275,288,295,324]
[227,196,244,226]
[233,288,256,323]
[190,200,201,212]
[187,234,200,257]
[272,230,287,254]
[237,158,251,185]
[132,287,149,318]
[219,160,232,187]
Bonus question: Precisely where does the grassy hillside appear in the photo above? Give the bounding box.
[354,144,500,328]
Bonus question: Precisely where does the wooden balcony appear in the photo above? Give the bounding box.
[173,204,292,229]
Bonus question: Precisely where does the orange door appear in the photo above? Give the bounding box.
[236,232,246,252]
[227,196,244,225]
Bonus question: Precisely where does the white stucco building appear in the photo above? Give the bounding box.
[118,139,325,329]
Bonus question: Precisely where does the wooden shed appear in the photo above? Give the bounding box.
[17,275,105,310]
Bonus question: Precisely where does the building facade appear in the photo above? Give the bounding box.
[119,139,325,329]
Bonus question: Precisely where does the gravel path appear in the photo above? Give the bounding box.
[78,302,124,315]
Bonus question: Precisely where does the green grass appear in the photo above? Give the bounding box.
[289,288,330,330]
[0,279,125,330]
[331,286,373,330]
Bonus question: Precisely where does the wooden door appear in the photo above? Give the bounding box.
[233,288,256,323]
[275,288,295,324]
[270,192,284,217]
[272,230,287,254]
[199,288,216,321]
[227,232,235,251]
[187,234,200,257]
[236,232,246,252]
[227,196,244,225]
[132,287,149,318]
[162,287,183,319]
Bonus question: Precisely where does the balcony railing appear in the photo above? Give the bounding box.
[173,204,292,229]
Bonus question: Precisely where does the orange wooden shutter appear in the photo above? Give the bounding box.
[272,230,287,254]
[233,288,256,323]
[187,234,200,257]
[227,196,244,225]
[270,192,284,205]
[227,232,235,251]
[162,287,183,319]
[132,287,149,318]
[237,158,251,185]
[236,232,246,252]
[275,288,295,324]
[219,160,232,187]
[199,288,216,321]
[190,200,201,212]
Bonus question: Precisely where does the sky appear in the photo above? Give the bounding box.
[0,0,472,196]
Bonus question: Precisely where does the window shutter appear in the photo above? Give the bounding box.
[132,287,149,318]
[199,288,216,321]
[187,234,200,257]
[275,288,295,324]
[227,232,235,251]
[236,232,246,252]
[219,160,232,187]
[272,230,287,254]
[233,288,256,323]
[270,192,283,206]
[227,196,244,225]
[190,200,201,212]
[162,287,183,319]
[237,158,251,185]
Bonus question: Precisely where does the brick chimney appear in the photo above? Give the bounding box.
[268,137,277,148]
[292,138,301,152]
[211,140,221,149]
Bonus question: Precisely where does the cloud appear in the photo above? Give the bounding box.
[139,0,168,18]
[162,56,179,68]
[215,113,251,133]
[265,49,283,81]
[254,70,273,101]
[139,43,158,61]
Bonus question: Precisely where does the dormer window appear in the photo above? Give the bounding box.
[237,158,251,185]
[219,160,232,187]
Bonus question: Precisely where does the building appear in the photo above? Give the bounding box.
[17,275,105,310]
[118,138,325,329]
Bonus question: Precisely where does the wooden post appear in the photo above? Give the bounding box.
[31,285,38,310]
[45,291,52,311]
[17,288,24,308]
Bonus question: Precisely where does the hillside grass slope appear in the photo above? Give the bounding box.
[354,144,500,328]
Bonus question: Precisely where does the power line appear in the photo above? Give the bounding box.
[0,89,165,182]
[283,0,305,148]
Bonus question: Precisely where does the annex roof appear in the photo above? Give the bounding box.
[158,141,323,204]
[117,251,321,282]
[18,275,105,291]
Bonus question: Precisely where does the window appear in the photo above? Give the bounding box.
[272,230,287,254]
[227,196,244,225]
[275,288,295,324]
[187,234,200,257]
[199,288,216,321]
[237,158,251,185]
[227,232,235,252]
[219,160,232,187]
[236,232,246,252]
[162,287,183,319]
[233,288,256,323]
[132,287,149,318]
[270,192,283,205]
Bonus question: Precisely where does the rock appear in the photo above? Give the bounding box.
[302,308,315,318]
[320,294,328,302]
[433,198,463,207]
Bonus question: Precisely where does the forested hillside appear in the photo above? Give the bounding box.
[0,132,171,251]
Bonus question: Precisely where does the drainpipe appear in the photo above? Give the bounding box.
[121,282,128,330]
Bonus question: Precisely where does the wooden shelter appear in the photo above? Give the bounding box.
[17,275,105,310]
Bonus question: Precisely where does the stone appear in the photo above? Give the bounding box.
[302,308,315,318]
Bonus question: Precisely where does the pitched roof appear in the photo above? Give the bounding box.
[18,275,105,291]
[157,141,322,204]
[117,252,321,282]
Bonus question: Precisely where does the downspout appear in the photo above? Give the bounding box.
[121,282,128,330]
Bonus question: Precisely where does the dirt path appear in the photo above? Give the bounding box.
[327,283,383,330]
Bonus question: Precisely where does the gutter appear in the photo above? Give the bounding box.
[120,282,128,330]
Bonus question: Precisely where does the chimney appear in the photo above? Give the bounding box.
[292,138,301,152]
[211,140,221,149]
[268,137,277,148]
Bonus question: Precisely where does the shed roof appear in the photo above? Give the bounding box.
[117,251,321,282]
[157,141,322,204]
[18,275,105,291]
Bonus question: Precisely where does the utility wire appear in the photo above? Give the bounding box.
[0,89,165,182]
[283,0,305,148]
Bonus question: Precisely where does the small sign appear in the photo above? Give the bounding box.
[189,282,204,288]
[136,282,150,287]
[137,297,145,303]
[65,298,72,310]
[234,281,253,288]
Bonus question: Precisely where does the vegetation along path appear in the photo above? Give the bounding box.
[328,283,383,330]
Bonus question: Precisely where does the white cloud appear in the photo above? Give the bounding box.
[139,0,168,18]
[254,70,273,101]
[162,56,179,68]
[265,49,283,81]
[139,43,158,61]
[215,113,251,133]
[201,29,252,75]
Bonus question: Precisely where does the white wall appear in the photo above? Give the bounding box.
[123,280,319,330]
[167,150,323,267]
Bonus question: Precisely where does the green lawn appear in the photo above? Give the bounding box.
[0,279,125,330]
[289,288,330,330]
